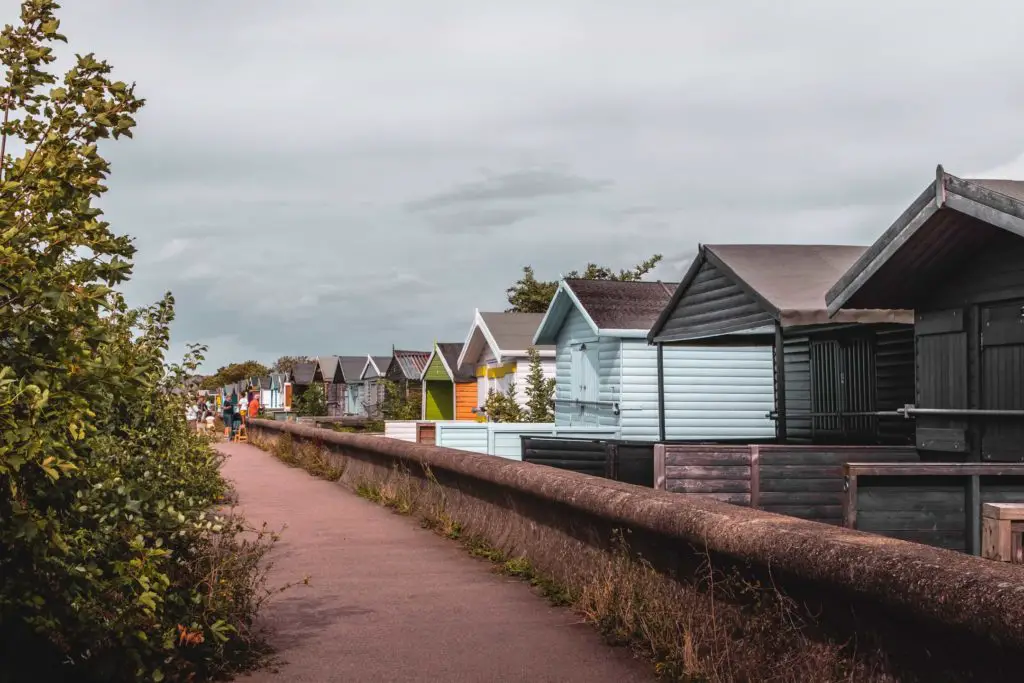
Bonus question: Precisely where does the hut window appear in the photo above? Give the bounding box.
[809,335,877,439]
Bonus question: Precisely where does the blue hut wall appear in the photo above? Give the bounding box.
[552,307,776,440]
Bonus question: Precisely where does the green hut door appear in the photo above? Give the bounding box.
[423,353,455,420]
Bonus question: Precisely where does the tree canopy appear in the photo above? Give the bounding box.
[199,360,270,389]
[505,254,663,313]
[272,355,309,374]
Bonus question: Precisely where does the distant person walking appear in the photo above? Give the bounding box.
[248,394,259,423]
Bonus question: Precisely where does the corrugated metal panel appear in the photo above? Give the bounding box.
[436,422,488,453]
[655,257,774,342]
[618,340,775,441]
[384,421,418,442]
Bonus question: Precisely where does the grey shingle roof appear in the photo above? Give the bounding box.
[566,279,678,331]
[292,361,316,385]
[338,356,367,383]
[479,312,553,352]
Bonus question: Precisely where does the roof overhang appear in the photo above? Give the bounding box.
[533,280,601,345]
[455,309,503,369]
[827,165,1024,314]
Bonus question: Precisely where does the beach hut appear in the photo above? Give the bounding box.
[533,278,777,440]
[384,349,430,400]
[290,361,316,405]
[313,356,344,416]
[337,356,369,416]
[358,355,392,417]
[648,244,915,444]
[420,342,477,421]
[455,310,555,413]
[828,167,1024,460]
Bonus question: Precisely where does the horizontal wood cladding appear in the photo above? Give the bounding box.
[656,258,773,341]
[454,382,477,421]
[663,444,917,524]
[845,463,1024,553]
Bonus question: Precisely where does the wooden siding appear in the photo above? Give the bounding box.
[621,340,775,440]
[553,306,617,428]
[383,421,417,442]
[423,380,454,420]
[783,327,915,445]
[423,353,450,381]
[416,422,436,445]
[845,463,1024,553]
[655,257,774,341]
[661,443,918,524]
[455,382,477,421]
[914,233,1024,461]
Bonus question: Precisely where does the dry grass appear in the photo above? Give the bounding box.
[250,432,345,481]
[246,428,901,683]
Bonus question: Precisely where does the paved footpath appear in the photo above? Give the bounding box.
[218,442,653,683]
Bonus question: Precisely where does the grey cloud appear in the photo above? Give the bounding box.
[44,0,1024,369]
[425,207,536,235]
[405,168,611,211]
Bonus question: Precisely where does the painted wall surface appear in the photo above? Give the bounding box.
[383,421,418,442]
[423,353,450,381]
[424,380,454,420]
[512,357,555,405]
[436,422,618,460]
[554,306,619,428]
[346,381,367,416]
[455,382,477,421]
[620,341,776,440]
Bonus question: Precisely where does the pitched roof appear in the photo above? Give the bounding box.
[706,244,912,327]
[534,279,678,344]
[457,310,554,368]
[827,166,1024,313]
[338,355,367,383]
[568,279,677,330]
[315,355,341,382]
[436,342,475,382]
[291,361,316,385]
[480,312,552,352]
[361,355,393,379]
[388,349,431,380]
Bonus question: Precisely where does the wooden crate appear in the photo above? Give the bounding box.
[982,503,1024,563]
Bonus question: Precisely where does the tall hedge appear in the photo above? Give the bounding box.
[0,3,272,681]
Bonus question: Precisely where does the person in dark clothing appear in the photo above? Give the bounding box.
[222,400,235,440]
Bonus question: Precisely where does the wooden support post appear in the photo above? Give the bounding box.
[774,323,787,442]
[982,503,1024,562]
[749,445,760,509]
[656,343,666,442]
[966,474,981,555]
[653,444,666,491]
[842,466,858,529]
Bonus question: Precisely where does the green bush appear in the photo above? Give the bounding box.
[0,3,273,680]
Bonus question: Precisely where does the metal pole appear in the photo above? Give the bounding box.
[899,406,1024,418]
[656,343,666,442]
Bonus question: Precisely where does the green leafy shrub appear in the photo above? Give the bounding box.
[293,384,327,417]
[378,379,420,420]
[0,3,274,680]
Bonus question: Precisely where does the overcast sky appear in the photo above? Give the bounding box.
[29,1,1024,370]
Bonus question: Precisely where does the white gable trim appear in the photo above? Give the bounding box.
[418,343,455,382]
